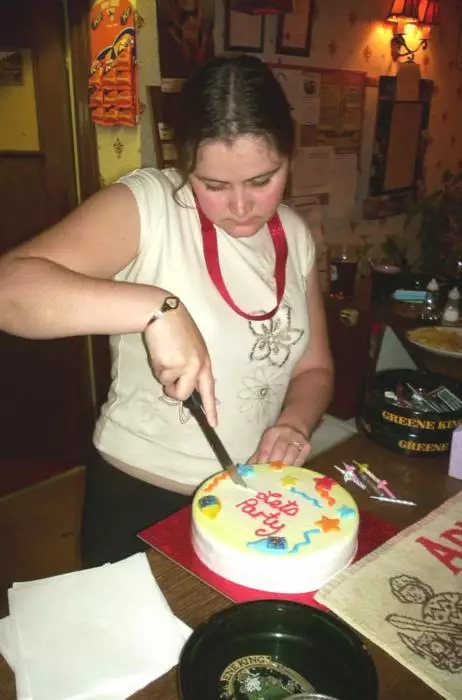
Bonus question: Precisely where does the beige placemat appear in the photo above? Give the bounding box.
[316,492,462,700]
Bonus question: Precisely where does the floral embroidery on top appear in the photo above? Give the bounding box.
[159,391,220,424]
[238,367,287,419]
[159,394,192,424]
[249,303,304,368]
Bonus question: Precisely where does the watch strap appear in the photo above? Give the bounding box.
[145,296,180,329]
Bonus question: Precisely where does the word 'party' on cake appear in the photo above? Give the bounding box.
[192,463,359,594]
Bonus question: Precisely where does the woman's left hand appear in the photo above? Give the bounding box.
[248,423,311,467]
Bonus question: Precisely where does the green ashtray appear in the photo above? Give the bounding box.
[178,600,378,700]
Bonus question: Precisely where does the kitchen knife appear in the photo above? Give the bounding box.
[183,390,247,488]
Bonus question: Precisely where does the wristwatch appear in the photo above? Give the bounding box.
[145,295,180,328]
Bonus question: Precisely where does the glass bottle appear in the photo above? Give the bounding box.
[420,290,440,324]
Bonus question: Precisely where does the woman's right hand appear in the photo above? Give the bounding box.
[143,300,217,427]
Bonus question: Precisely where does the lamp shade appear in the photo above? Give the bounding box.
[386,0,420,22]
[420,0,441,26]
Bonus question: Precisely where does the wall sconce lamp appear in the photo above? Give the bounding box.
[386,0,440,61]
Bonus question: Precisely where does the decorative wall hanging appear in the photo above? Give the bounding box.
[224,1,265,53]
[275,0,314,57]
[88,0,139,128]
[156,0,214,80]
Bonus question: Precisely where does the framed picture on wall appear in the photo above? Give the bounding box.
[224,2,265,53]
[363,76,433,219]
[275,0,314,57]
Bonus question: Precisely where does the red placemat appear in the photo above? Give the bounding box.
[139,506,398,610]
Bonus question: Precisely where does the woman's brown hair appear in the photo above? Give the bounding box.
[173,54,295,185]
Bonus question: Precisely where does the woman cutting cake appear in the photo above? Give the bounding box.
[0,55,333,567]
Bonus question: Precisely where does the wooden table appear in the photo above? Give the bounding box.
[0,434,460,700]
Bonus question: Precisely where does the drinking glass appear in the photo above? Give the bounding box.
[328,244,358,299]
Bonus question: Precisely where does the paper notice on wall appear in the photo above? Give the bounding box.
[298,72,321,125]
[273,67,300,111]
[328,152,358,219]
[273,68,320,126]
[291,146,334,197]
[291,194,324,244]
[319,83,342,131]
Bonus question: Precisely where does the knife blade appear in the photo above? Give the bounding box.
[183,390,247,488]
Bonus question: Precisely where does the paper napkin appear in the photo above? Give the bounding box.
[0,553,192,700]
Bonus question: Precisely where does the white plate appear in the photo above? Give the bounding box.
[407,326,462,359]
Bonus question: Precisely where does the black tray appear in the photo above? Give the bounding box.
[178,600,378,700]
[360,369,462,456]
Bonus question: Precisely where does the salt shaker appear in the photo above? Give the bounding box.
[426,277,439,305]
[442,286,460,325]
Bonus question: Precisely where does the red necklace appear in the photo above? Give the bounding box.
[196,202,288,321]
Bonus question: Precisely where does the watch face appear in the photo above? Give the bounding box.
[164,296,179,311]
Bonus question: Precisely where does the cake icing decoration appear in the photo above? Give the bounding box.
[269,461,285,470]
[337,504,356,519]
[247,535,289,554]
[198,494,221,518]
[204,472,228,493]
[314,475,337,506]
[288,486,322,508]
[236,490,299,537]
[315,515,341,533]
[247,527,325,555]
[289,528,322,553]
[281,475,298,486]
[237,463,256,477]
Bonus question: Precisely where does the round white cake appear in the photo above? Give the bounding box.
[192,463,359,593]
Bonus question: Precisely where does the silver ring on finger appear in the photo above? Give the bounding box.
[289,440,304,452]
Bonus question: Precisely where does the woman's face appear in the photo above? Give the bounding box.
[190,135,289,238]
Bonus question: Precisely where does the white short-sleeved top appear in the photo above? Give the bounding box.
[93,168,315,490]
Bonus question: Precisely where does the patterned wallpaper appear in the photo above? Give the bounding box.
[214,0,462,273]
[94,0,462,267]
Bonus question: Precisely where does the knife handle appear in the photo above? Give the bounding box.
[183,389,203,414]
[183,390,248,488]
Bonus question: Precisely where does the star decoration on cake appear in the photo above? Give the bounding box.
[313,476,337,506]
[313,476,336,490]
[281,476,298,486]
[269,461,285,470]
[314,516,341,533]
[337,505,356,519]
[237,463,255,478]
